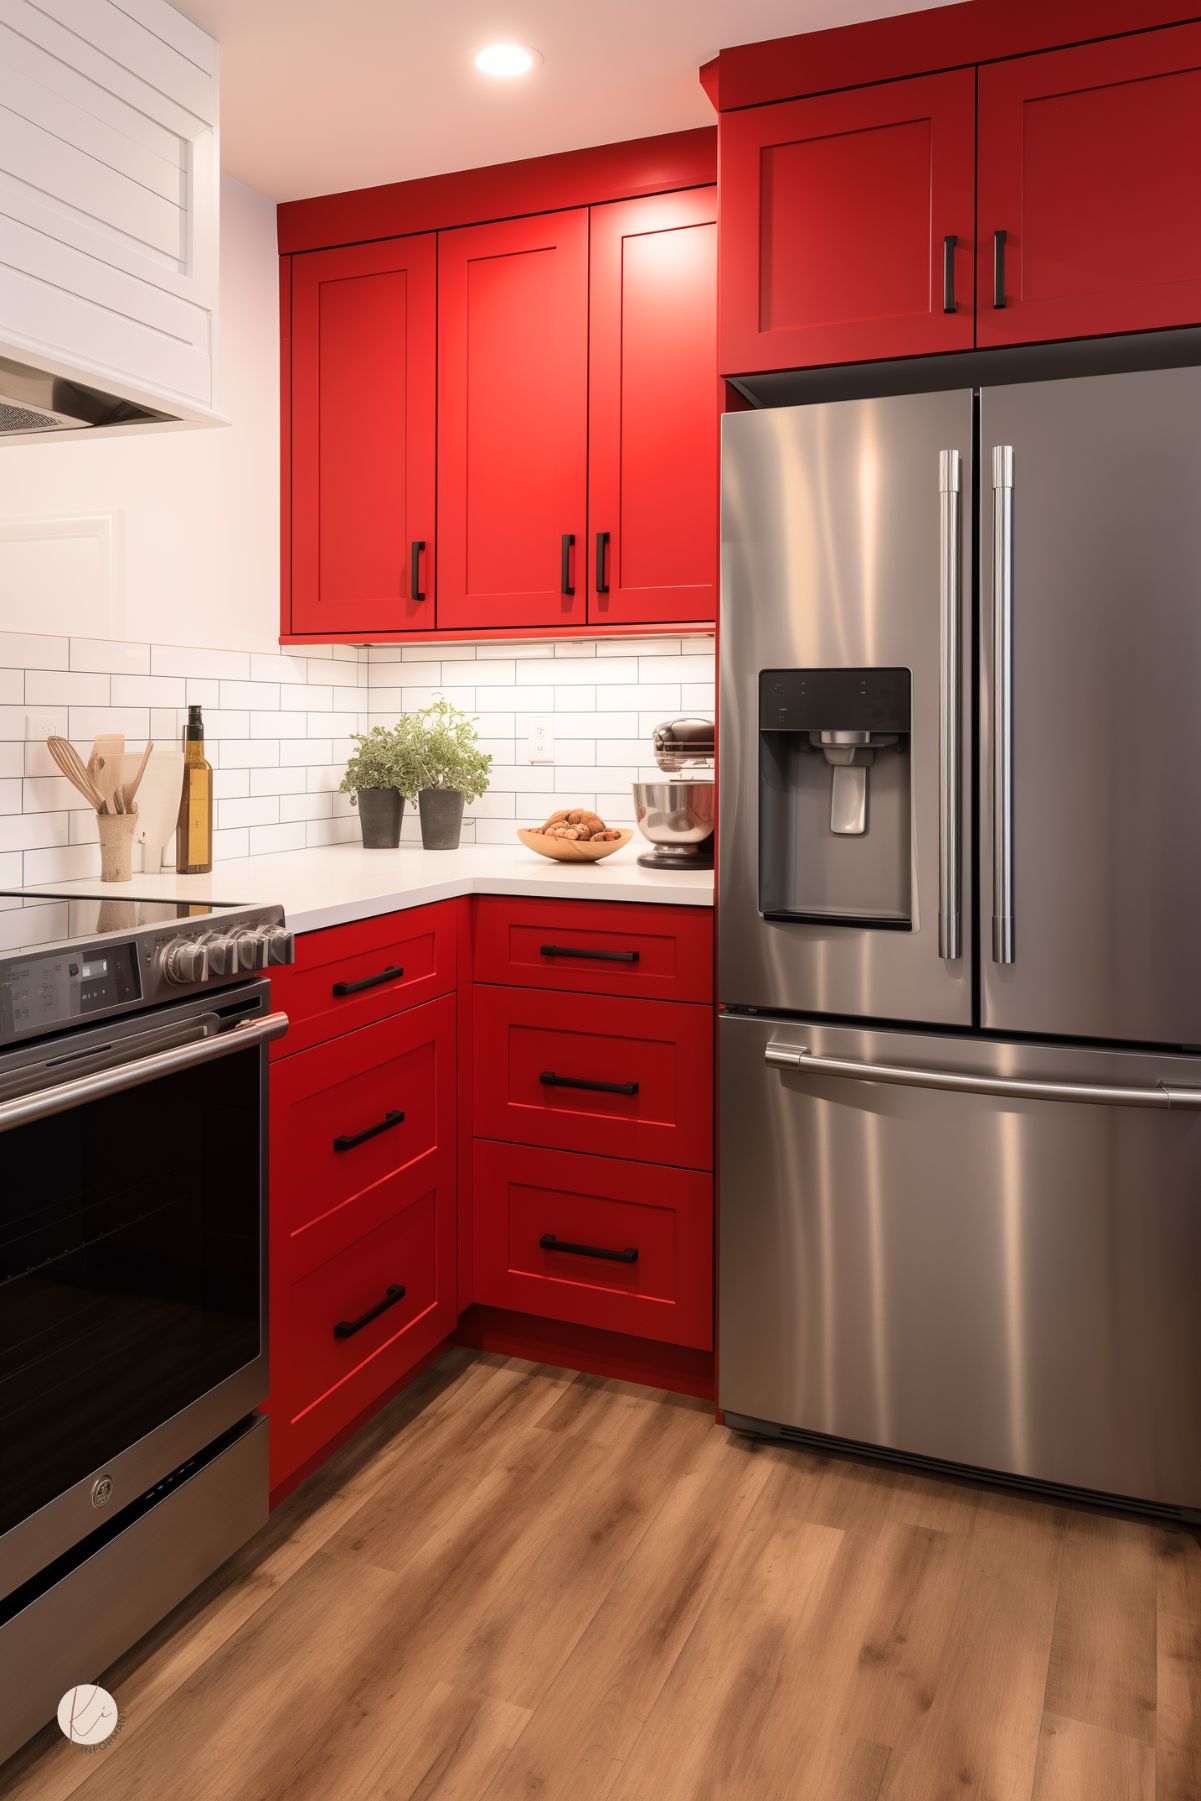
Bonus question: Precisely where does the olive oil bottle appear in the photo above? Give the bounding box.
[176,704,213,874]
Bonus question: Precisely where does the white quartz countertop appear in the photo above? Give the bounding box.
[27,842,713,935]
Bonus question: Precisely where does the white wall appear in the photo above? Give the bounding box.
[0,176,279,652]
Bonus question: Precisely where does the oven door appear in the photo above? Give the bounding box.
[0,986,286,1602]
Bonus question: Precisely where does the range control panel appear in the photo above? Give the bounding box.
[6,942,142,1038]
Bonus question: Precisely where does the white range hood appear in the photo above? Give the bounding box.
[0,0,222,442]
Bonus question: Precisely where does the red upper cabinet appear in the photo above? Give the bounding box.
[719,70,976,373]
[437,210,589,631]
[290,236,436,636]
[978,24,1201,347]
[588,189,718,626]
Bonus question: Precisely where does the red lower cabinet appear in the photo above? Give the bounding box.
[473,985,714,1170]
[269,992,457,1489]
[473,1141,713,1349]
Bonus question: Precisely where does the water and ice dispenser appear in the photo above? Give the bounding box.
[759,669,912,928]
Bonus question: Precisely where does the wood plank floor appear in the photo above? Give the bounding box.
[4,1350,1199,1801]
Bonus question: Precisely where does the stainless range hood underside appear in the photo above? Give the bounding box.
[0,355,173,436]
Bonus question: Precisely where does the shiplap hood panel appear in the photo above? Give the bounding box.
[0,0,221,440]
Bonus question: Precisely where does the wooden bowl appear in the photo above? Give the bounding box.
[517,827,633,863]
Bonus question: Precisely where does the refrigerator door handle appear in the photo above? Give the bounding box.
[765,1042,1201,1110]
[992,445,1016,965]
[938,449,962,960]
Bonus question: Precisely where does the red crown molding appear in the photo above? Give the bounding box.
[702,0,1201,111]
[278,127,717,255]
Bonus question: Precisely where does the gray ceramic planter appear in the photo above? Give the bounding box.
[418,787,465,850]
[356,788,404,848]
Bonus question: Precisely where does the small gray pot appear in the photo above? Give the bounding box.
[356,787,404,848]
[418,787,465,850]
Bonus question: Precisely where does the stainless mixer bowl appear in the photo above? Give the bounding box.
[632,779,716,849]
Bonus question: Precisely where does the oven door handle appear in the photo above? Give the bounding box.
[764,1042,1201,1110]
[0,1011,289,1134]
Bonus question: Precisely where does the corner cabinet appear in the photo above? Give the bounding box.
[289,236,437,637]
[281,180,718,641]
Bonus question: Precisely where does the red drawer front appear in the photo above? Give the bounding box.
[268,900,457,1057]
[270,993,455,1276]
[271,1159,455,1488]
[473,1141,712,1349]
[474,986,713,1170]
[473,897,713,1003]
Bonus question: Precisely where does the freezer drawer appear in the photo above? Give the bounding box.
[719,1012,1201,1512]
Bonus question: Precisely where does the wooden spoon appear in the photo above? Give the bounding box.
[47,737,105,810]
[120,741,154,814]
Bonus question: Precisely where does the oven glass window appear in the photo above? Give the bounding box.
[0,1046,261,1537]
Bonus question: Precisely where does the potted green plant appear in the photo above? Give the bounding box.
[409,698,492,850]
[340,722,418,848]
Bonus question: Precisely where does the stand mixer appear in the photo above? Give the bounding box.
[632,718,715,870]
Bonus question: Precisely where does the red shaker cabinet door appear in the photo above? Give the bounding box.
[978,25,1201,347]
[437,210,588,631]
[473,1141,713,1349]
[290,235,436,635]
[588,189,718,626]
[719,71,976,374]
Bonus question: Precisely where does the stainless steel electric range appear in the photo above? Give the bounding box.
[0,889,293,1764]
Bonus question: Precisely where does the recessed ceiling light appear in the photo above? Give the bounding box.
[475,43,541,78]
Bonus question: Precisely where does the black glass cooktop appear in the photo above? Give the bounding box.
[0,891,250,961]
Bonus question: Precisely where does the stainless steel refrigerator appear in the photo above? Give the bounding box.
[718,366,1201,1515]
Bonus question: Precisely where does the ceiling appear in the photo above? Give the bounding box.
[178,0,959,203]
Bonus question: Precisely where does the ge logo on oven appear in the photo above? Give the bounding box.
[90,1476,114,1509]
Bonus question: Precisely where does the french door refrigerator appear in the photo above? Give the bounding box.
[718,367,1201,1515]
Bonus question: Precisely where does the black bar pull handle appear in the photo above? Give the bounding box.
[943,234,957,314]
[595,530,610,595]
[560,533,575,596]
[410,540,426,602]
[539,1233,638,1265]
[332,964,404,998]
[539,944,639,964]
[333,1108,404,1153]
[333,1283,406,1339]
[540,1071,639,1096]
[993,229,1007,308]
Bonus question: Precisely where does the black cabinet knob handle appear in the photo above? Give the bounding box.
[539,944,639,964]
[410,540,426,602]
[595,530,610,595]
[943,234,957,314]
[332,964,404,997]
[539,1071,639,1096]
[993,229,1007,309]
[560,533,575,596]
[333,1108,404,1153]
[539,1233,638,1265]
[333,1283,407,1339]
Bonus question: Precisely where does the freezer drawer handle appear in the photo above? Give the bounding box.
[992,445,1016,965]
[764,1042,1201,1110]
[540,1071,639,1097]
[938,448,962,961]
[333,1109,404,1153]
[539,1233,638,1265]
[332,965,404,997]
[333,1284,406,1340]
[539,944,640,964]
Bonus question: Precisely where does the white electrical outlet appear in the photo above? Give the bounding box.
[25,712,61,742]
[527,717,555,763]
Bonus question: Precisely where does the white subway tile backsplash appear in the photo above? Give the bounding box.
[0,627,712,884]
[110,675,187,707]
[71,638,150,675]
